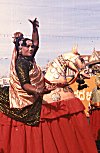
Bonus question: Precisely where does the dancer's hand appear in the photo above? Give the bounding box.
[28,18,39,31]
[42,84,57,94]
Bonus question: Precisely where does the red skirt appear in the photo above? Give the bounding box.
[90,109,100,140]
[0,98,98,153]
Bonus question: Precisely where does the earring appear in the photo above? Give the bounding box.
[19,48,22,55]
[19,40,23,54]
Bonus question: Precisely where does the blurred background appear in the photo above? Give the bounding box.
[0,0,100,77]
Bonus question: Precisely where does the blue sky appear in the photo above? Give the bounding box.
[0,0,100,77]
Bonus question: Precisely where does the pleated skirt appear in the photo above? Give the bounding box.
[90,108,100,140]
[0,98,98,153]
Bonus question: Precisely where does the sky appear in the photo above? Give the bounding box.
[0,0,100,77]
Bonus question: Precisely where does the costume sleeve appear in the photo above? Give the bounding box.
[15,59,31,87]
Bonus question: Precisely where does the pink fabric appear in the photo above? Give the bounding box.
[9,49,45,108]
[0,98,98,153]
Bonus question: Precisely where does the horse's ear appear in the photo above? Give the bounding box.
[72,44,78,54]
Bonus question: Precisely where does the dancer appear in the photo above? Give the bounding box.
[41,52,98,153]
[0,19,98,153]
[89,72,100,151]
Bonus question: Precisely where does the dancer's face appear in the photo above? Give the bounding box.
[21,40,35,57]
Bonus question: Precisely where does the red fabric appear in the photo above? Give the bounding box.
[41,98,85,119]
[90,109,100,140]
[0,98,98,153]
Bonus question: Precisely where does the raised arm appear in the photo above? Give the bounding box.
[28,18,39,57]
